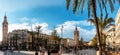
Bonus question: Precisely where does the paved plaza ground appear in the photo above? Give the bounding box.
[0,49,120,55]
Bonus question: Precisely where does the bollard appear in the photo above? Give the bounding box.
[35,52,38,55]
[48,51,51,55]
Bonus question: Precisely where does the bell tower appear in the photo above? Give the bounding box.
[2,13,8,43]
[74,26,79,47]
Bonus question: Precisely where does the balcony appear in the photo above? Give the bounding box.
[115,31,120,39]
[116,23,120,31]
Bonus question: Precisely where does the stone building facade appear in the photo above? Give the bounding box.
[8,29,49,50]
[115,8,120,47]
[74,26,79,47]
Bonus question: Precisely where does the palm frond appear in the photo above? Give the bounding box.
[103,17,114,28]
[108,0,114,13]
[66,0,71,10]
[73,0,78,13]
[100,13,103,19]
[105,13,108,20]
[100,15,103,26]
[117,0,120,5]
[98,0,102,14]
[77,0,82,9]
[87,19,95,25]
[103,13,108,24]
[101,0,105,9]
[88,0,91,18]
[101,0,107,14]
[107,17,115,23]
[81,0,86,13]
[113,0,115,3]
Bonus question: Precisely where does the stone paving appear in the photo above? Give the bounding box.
[0,51,4,55]
[0,50,33,55]
[77,49,96,55]
[3,50,34,55]
[14,51,35,55]
[61,52,76,55]
[1,49,120,55]
[6,49,96,55]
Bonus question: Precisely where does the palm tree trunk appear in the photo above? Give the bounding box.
[100,28,103,50]
[90,0,102,55]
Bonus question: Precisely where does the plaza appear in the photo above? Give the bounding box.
[0,0,120,55]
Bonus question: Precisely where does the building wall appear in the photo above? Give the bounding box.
[8,29,28,47]
[8,29,49,50]
[67,38,76,47]
[105,25,115,47]
[27,32,49,43]
[27,31,49,50]
[114,8,120,46]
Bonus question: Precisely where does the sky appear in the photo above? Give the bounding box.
[0,0,119,41]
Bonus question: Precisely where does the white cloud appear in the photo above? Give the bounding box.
[20,17,38,23]
[20,17,53,34]
[8,23,30,32]
[0,22,52,41]
[56,20,92,33]
[30,23,52,34]
[0,19,96,42]
[62,20,91,26]
[80,28,96,40]
[55,20,96,41]
[8,22,52,34]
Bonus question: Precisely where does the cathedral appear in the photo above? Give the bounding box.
[2,13,8,44]
[74,26,79,47]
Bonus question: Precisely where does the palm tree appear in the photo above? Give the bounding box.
[88,14,114,53]
[66,0,120,55]
[90,34,98,46]
[88,14,114,38]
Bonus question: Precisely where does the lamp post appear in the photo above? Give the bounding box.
[67,39,69,48]
[60,25,63,54]
[35,25,42,55]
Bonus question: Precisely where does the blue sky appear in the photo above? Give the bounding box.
[0,0,119,41]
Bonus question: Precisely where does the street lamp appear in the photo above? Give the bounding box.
[35,25,42,55]
[60,25,63,54]
[67,39,70,48]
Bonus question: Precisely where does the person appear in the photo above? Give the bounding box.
[18,48,20,53]
[48,49,51,55]
[18,45,20,53]
[35,45,38,55]
[74,47,77,53]
[44,51,48,55]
